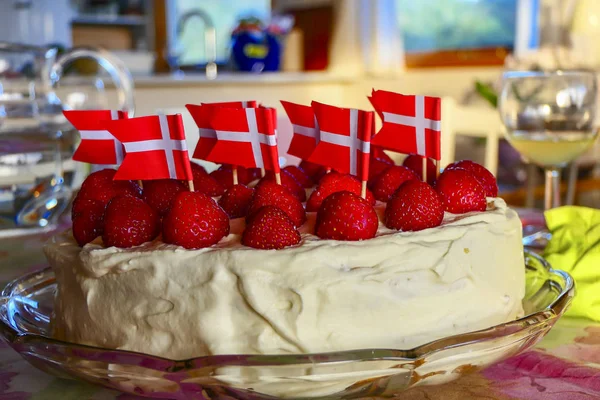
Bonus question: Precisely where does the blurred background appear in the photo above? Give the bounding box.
[1,0,600,228]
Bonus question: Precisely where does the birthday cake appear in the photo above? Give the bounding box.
[45,93,525,360]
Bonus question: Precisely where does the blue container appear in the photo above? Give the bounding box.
[231,28,281,72]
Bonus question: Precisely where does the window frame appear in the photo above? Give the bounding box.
[405,47,510,69]
[401,0,538,69]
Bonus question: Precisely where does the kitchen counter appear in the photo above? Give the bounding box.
[132,71,356,87]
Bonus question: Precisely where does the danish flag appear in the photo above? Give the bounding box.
[370,90,442,160]
[63,110,127,165]
[307,101,373,181]
[281,100,319,160]
[186,101,257,161]
[204,107,280,172]
[106,114,193,181]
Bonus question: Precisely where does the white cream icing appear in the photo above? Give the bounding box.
[44,198,525,360]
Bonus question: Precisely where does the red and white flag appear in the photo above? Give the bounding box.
[281,100,319,160]
[63,110,127,165]
[186,101,257,161]
[205,107,280,172]
[307,101,373,181]
[370,90,442,160]
[106,113,193,181]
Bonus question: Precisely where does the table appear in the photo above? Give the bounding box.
[0,230,599,400]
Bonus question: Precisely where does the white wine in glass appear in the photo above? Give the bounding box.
[499,71,598,209]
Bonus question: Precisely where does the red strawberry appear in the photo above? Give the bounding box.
[78,169,141,206]
[315,191,378,241]
[299,160,327,182]
[247,167,263,182]
[102,196,160,248]
[142,179,187,216]
[306,173,375,212]
[72,198,106,246]
[435,169,487,214]
[403,154,436,185]
[72,191,99,220]
[385,180,444,231]
[445,160,498,197]
[248,180,306,227]
[371,165,419,202]
[242,206,301,249]
[218,184,255,218]
[210,165,250,188]
[368,156,394,183]
[261,170,307,201]
[190,162,208,176]
[163,191,230,249]
[192,167,225,197]
[284,165,313,188]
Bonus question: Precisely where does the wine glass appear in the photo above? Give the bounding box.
[498,70,598,210]
[0,43,134,234]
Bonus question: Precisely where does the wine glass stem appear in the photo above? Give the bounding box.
[544,167,561,210]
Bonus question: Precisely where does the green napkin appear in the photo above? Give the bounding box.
[544,206,600,321]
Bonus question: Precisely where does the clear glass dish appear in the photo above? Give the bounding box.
[0,251,574,399]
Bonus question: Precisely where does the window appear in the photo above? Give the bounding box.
[395,0,535,67]
[167,0,271,66]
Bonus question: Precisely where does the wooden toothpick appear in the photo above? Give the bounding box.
[188,180,195,192]
[361,180,367,199]
[232,166,238,185]
[275,172,282,185]
[421,157,427,182]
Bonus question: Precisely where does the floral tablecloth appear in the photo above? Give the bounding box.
[0,227,599,400]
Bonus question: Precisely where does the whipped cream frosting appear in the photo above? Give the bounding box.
[45,198,525,360]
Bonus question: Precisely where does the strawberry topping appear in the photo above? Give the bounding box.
[72,198,106,246]
[445,160,498,197]
[242,206,301,249]
[435,168,487,214]
[142,179,187,216]
[192,165,225,197]
[385,180,444,231]
[283,165,313,188]
[306,172,375,212]
[77,168,141,207]
[102,196,160,248]
[218,184,255,219]
[248,180,306,227]
[315,191,378,241]
[163,191,230,249]
[402,154,436,185]
[371,165,419,202]
[368,156,394,184]
[299,160,327,182]
[210,165,250,188]
[261,170,307,201]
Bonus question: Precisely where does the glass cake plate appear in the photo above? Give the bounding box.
[0,251,574,399]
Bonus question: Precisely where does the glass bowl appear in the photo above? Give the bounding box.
[0,251,574,399]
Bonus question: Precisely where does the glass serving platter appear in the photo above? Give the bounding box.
[0,251,574,399]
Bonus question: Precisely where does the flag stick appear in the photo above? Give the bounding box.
[187,180,195,192]
[138,180,144,189]
[421,157,427,182]
[232,166,238,185]
[275,172,282,185]
[435,160,440,178]
[260,168,266,177]
[361,180,367,199]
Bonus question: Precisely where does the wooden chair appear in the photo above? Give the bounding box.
[440,97,503,175]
